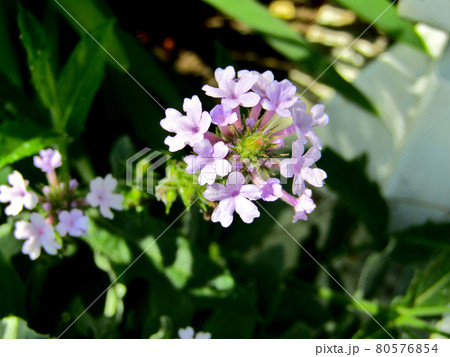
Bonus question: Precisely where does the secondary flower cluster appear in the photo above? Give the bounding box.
[178,326,211,339]
[0,149,124,260]
[160,66,328,227]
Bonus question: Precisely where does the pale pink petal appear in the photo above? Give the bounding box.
[202,85,226,98]
[214,159,232,177]
[238,92,260,107]
[239,184,261,200]
[160,108,183,132]
[203,183,229,202]
[211,197,235,228]
[234,196,260,224]
[103,174,118,191]
[226,171,245,187]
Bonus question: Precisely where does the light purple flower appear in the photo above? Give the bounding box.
[210,104,238,126]
[280,139,327,196]
[33,149,62,172]
[246,118,256,128]
[86,174,124,219]
[178,326,211,339]
[56,209,89,237]
[238,69,274,97]
[184,139,232,185]
[160,95,212,152]
[69,179,79,191]
[261,79,298,117]
[261,178,282,202]
[203,171,261,227]
[292,102,329,149]
[202,66,260,108]
[0,171,37,216]
[293,189,316,223]
[14,213,60,260]
[281,189,316,223]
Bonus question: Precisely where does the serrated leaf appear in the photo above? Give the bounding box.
[18,6,60,125]
[0,120,62,169]
[57,21,113,137]
[52,0,130,70]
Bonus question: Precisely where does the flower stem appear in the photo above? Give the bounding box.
[204,132,222,144]
[47,169,58,188]
[260,110,275,127]
[249,103,262,120]
[272,124,295,138]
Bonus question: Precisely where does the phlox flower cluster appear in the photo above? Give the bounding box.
[0,149,124,260]
[160,66,329,227]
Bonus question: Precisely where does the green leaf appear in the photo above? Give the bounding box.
[165,237,193,289]
[18,6,60,125]
[109,135,137,179]
[0,254,26,319]
[390,222,450,263]
[54,0,182,108]
[404,250,450,307]
[81,213,132,265]
[335,0,425,51]
[52,0,130,70]
[57,21,113,137]
[202,0,375,112]
[0,316,48,339]
[0,1,22,88]
[320,149,389,243]
[356,242,394,298]
[0,120,62,169]
[149,315,172,339]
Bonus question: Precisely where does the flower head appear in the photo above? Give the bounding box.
[160,66,328,227]
[202,66,260,108]
[56,209,89,237]
[33,149,62,172]
[280,140,327,196]
[86,174,124,219]
[184,139,232,185]
[161,95,212,152]
[0,171,37,216]
[203,172,261,227]
[14,213,60,260]
[178,326,211,339]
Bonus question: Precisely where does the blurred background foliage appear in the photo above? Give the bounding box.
[0,0,449,338]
